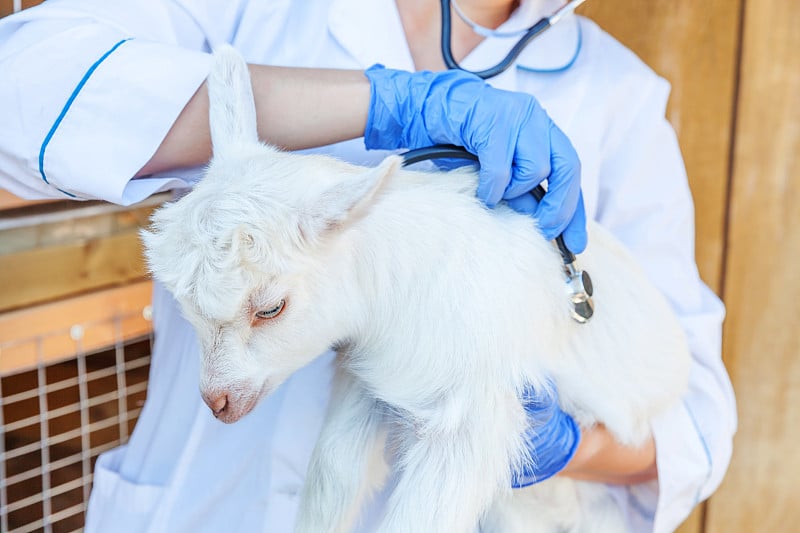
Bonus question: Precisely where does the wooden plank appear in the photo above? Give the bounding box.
[0,0,41,17]
[578,0,742,293]
[0,1,13,18]
[0,230,148,312]
[705,0,800,531]
[0,203,156,255]
[0,0,42,17]
[0,190,59,211]
[0,281,153,375]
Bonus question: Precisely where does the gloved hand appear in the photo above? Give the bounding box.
[363,65,587,253]
[511,381,582,487]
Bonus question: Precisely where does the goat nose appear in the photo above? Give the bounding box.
[205,393,229,417]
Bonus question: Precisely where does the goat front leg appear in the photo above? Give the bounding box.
[295,369,385,533]
[376,413,519,533]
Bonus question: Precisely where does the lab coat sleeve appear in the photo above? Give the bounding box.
[0,0,247,205]
[594,76,737,533]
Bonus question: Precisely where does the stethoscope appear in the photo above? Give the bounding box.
[401,0,594,323]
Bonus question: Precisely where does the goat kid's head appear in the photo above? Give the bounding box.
[141,45,399,423]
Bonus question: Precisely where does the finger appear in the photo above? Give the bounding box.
[508,191,587,254]
[560,192,587,254]
[503,111,552,200]
[534,126,582,241]
[476,143,513,208]
[505,193,539,215]
[503,156,550,200]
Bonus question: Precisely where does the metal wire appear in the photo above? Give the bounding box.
[74,338,92,508]
[114,317,130,442]
[7,502,85,533]
[0,356,150,406]
[2,414,139,463]
[35,339,53,533]
[1,383,148,445]
[2,440,119,488]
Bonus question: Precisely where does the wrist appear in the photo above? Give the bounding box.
[363,65,487,152]
[561,424,604,475]
[561,425,658,485]
[363,65,432,150]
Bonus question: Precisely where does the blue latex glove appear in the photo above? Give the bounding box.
[363,65,587,253]
[511,381,582,487]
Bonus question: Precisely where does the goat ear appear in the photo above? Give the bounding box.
[208,45,260,155]
[301,155,402,239]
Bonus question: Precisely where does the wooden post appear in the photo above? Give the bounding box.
[705,0,800,530]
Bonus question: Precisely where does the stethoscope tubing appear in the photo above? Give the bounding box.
[440,0,588,80]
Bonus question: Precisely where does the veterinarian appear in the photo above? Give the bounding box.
[0,1,735,532]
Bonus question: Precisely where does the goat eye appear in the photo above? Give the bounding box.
[255,299,285,320]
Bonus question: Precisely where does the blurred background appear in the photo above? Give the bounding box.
[0,0,797,532]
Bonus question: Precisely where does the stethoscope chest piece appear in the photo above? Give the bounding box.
[565,263,594,323]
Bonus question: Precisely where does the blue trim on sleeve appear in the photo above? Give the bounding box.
[516,23,583,74]
[683,399,713,505]
[38,38,133,197]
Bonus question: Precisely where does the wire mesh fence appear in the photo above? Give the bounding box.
[1,314,152,533]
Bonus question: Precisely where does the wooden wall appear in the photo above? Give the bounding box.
[579,0,800,531]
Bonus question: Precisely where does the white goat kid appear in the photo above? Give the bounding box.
[142,46,690,533]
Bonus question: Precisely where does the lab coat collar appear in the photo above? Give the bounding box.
[327,0,581,75]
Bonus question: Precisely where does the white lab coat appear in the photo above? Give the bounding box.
[0,1,736,531]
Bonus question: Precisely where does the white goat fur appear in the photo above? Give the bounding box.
[141,46,690,533]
